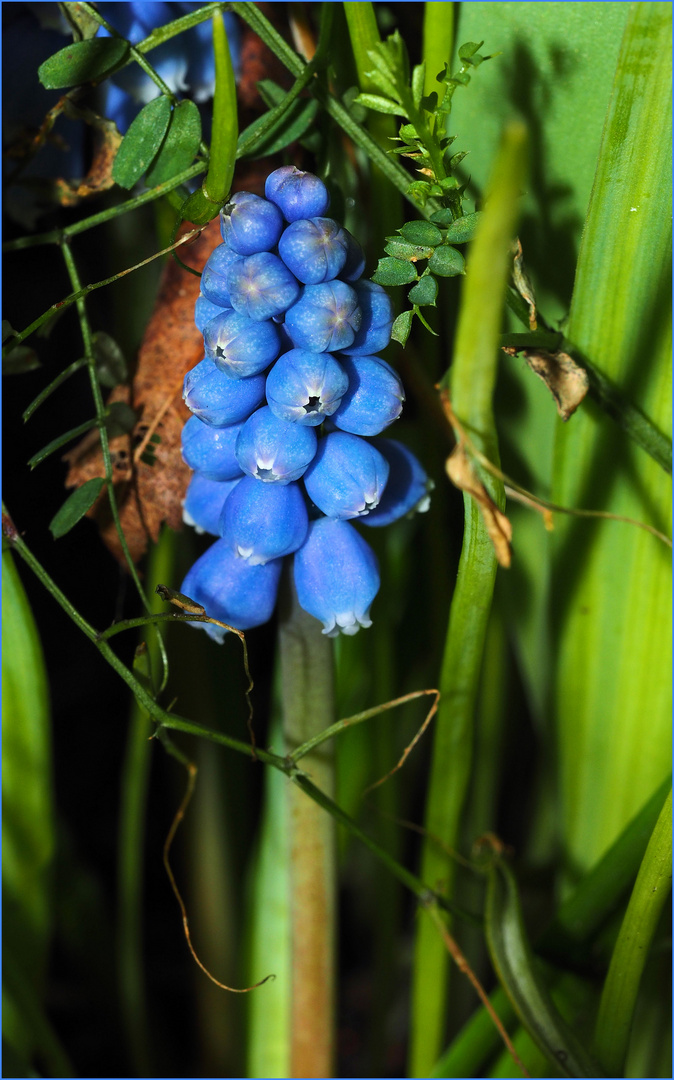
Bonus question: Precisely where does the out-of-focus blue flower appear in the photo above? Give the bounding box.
[183,358,266,427]
[180,539,283,638]
[98,2,241,133]
[332,354,404,436]
[181,414,244,480]
[182,472,241,535]
[220,476,309,565]
[235,406,317,484]
[284,281,362,353]
[294,518,380,637]
[265,349,348,426]
[303,432,389,520]
[361,439,432,527]
[203,309,281,378]
[226,252,300,322]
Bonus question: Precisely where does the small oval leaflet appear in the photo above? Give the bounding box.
[145,100,202,188]
[112,96,172,190]
[38,38,129,90]
[428,245,465,277]
[371,257,418,287]
[49,477,105,539]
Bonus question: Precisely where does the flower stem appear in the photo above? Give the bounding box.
[277,571,337,1078]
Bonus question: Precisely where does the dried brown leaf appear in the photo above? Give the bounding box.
[53,109,122,205]
[446,445,513,568]
[519,348,589,421]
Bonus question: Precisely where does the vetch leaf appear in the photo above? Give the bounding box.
[371,257,418,286]
[411,61,426,107]
[238,95,319,158]
[352,92,405,117]
[408,274,438,306]
[49,478,105,539]
[384,238,435,262]
[391,309,414,346]
[112,96,172,190]
[401,220,443,246]
[428,244,465,276]
[445,212,483,244]
[38,38,129,89]
[145,100,202,187]
[92,332,127,388]
[3,346,40,374]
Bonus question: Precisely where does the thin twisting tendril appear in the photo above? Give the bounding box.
[423,901,531,1079]
[361,689,440,796]
[162,751,274,994]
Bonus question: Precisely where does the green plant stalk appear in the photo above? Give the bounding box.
[593,788,672,1075]
[2,161,205,253]
[423,3,454,107]
[58,245,162,645]
[409,122,528,1077]
[116,529,175,1076]
[343,2,402,250]
[204,9,237,203]
[6,226,203,356]
[277,575,337,1078]
[4,516,477,923]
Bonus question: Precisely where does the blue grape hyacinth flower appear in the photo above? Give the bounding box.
[178,167,430,636]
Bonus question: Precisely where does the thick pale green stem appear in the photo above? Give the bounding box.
[278,574,336,1078]
[409,123,528,1077]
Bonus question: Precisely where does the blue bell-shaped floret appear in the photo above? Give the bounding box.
[195,293,228,332]
[226,251,301,321]
[235,406,317,483]
[278,218,349,285]
[182,472,242,535]
[220,191,284,255]
[265,349,348,426]
[302,432,389,520]
[294,518,380,637]
[200,242,242,306]
[339,230,366,282]
[181,414,244,480]
[332,354,404,436]
[264,166,330,222]
[203,308,281,378]
[284,281,361,353]
[340,280,394,355]
[180,539,283,639]
[360,439,432,527]
[220,476,309,564]
[183,358,266,427]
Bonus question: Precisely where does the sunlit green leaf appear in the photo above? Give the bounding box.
[428,244,465,276]
[391,309,414,346]
[408,274,438,306]
[352,92,404,117]
[401,220,443,246]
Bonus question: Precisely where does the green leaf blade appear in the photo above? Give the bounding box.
[112,96,172,190]
[144,99,202,187]
[38,37,129,88]
[371,256,418,286]
[428,244,465,277]
[49,478,106,539]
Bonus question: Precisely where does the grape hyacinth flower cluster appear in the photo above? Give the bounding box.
[180,167,431,641]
